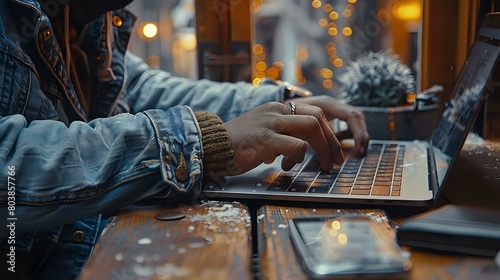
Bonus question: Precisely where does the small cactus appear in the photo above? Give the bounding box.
[338,51,416,107]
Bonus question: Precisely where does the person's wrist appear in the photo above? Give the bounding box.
[193,111,234,175]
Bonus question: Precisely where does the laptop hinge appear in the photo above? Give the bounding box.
[426,145,439,196]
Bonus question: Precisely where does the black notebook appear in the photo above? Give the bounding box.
[396,204,500,257]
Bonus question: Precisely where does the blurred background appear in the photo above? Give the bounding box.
[128,0,421,92]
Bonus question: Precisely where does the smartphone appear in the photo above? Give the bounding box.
[289,215,412,279]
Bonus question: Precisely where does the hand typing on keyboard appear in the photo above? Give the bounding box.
[290,96,370,156]
[224,102,348,175]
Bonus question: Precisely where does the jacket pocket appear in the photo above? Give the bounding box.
[0,39,57,122]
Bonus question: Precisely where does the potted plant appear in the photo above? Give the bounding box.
[337,51,441,140]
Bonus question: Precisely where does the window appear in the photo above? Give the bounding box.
[251,0,421,95]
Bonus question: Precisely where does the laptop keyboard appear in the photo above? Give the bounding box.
[266,143,405,196]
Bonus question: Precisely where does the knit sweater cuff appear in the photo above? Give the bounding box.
[194,111,235,175]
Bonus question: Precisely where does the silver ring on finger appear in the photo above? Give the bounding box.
[289,101,296,115]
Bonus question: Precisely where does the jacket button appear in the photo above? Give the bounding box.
[112,16,123,27]
[43,28,51,41]
[175,153,189,182]
[72,230,85,243]
[176,165,189,182]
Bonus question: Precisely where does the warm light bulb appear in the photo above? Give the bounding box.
[142,23,158,39]
[396,2,421,21]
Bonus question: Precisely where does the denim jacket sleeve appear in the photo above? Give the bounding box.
[0,106,203,235]
[122,52,286,122]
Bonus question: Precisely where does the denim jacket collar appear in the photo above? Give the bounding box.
[7,0,137,122]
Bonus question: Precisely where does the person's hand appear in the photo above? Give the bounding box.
[224,102,344,175]
[288,96,369,156]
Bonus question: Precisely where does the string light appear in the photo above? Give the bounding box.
[252,42,286,85]
[328,27,338,36]
[327,46,336,56]
[329,11,339,20]
[255,71,266,78]
[320,68,333,79]
[318,18,328,27]
[342,9,352,18]
[327,22,337,29]
[256,61,267,72]
[256,52,266,61]
[252,78,261,86]
[342,27,353,36]
[312,0,321,9]
[252,44,264,54]
[266,67,280,79]
[333,58,344,68]
[318,0,355,89]
[323,79,333,89]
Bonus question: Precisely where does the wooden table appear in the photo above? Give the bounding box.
[78,201,253,280]
[257,205,500,280]
[80,202,500,280]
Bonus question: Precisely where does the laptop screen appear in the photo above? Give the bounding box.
[430,14,500,184]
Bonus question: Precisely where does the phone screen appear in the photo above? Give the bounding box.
[290,215,412,278]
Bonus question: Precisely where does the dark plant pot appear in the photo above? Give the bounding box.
[360,104,441,140]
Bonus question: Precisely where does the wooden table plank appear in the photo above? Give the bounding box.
[258,205,499,280]
[79,201,252,280]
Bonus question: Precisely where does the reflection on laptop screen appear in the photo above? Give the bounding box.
[431,29,500,161]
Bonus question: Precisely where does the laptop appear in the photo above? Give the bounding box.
[202,13,500,209]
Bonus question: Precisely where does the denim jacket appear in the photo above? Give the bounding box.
[0,0,285,278]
